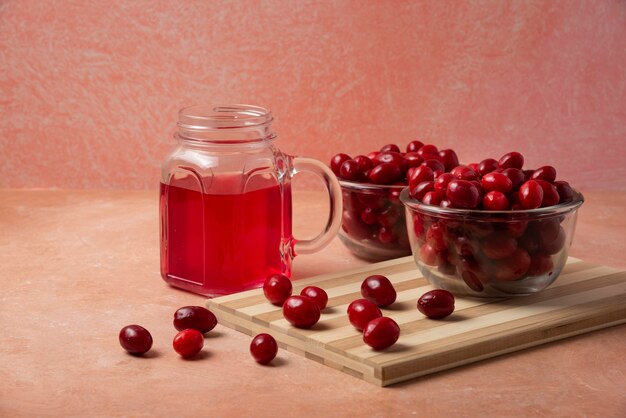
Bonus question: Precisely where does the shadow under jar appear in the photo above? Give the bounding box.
[338,180,412,261]
[400,188,584,297]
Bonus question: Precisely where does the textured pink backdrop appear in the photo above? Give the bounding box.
[1,0,625,190]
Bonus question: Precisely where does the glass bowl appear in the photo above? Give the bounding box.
[400,187,584,297]
[338,180,412,261]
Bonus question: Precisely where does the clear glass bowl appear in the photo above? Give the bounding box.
[400,187,584,297]
[338,180,412,261]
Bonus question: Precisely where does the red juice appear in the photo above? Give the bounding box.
[160,177,292,296]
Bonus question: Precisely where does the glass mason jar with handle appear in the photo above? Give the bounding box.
[160,104,342,297]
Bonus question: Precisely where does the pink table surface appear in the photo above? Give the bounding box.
[0,189,624,417]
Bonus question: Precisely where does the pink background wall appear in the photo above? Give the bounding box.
[1,0,625,190]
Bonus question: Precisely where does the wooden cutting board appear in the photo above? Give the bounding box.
[206,257,626,386]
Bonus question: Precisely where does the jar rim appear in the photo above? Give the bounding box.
[177,104,275,143]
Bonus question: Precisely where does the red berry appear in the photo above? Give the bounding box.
[409,180,435,201]
[282,295,321,328]
[403,152,424,168]
[374,151,407,171]
[367,151,380,161]
[481,172,513,194]
[173,329,204,358]
[422,190,445,206]
[300,286,328,310]
[434,172,454,192]
[461,270,485,292]
[482,233,518,259]
[426,222,446,252]
[482,191,509,210]
[173,306,217,334]
[417,144,439,156]
[555,181,574,203]
[523,169,534,182]
[377,225,396,244]
[438,149,459,172]
[518,180,544,209]
[528,253,554,276]
[406,140,425,153]
[417,289,455,319]
[408,165,434,189]
[119,325,153,355]
[419,243,439,266]
[361,275,397,307]
[360,207,378,225]
[446,179,481,209]
[330,153,351,176]
[468,162,481,173]
[493,249,531,281]
[450,165,479,181]
[263,274,293,305]
[250,333,278,364]
[501,167,525,191]
[377,206,400,227]
[478,158,499,176]
[541,226,566,255]
[531,166,557,183]
[380,143,401,153]
[421,159,445,175]
[535,179,560,207]
[340,159,362,181]
[498,151,524,170]
[368,162,402,184]
[353,155,374,173]
[363,317,400,350]
[347,299,382,331]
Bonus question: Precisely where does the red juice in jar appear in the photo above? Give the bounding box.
[160,174,293,296]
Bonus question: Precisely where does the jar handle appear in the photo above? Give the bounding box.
[291,157,343,255]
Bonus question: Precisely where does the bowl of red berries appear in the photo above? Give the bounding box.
[330,141,460,261]
[400,151,584,297]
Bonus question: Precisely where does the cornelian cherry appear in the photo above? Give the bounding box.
[173,306,217,334]
[263,274,292,305]
[368,163,402,184]
[380,143,401,153]
[406,140,424,153]
[481,172,513,193]
[438,149,459,171]
[361,275,397,307]
[250,333,278,364]
[531,165,557,183]
[282,296,321,328]
[330,153,351,176]
[173,329,204,358]
[519,180,544,209]
[450,165,479,181]
[300,286,328,310]
[482,191,509,210]
[347,299,382,331]
[498,151,524,170]
[340,159,362,181]
[119,325,153,355]
[446,180,481,209]
[478,158,499,176]
[363,317,400,350]
[417,289,455,319]
[353,155,374,173]
[408,165,434,189]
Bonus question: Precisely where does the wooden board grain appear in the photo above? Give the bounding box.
[206,257,626,386]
